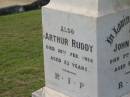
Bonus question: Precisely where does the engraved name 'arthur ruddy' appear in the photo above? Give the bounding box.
[45,33,93,53]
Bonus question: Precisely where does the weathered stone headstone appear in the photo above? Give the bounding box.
[32,0,130,97]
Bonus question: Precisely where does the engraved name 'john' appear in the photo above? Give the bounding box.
[45,32,93,53]
[114,40,129,52]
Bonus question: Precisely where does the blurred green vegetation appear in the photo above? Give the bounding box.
[0,10,44,97]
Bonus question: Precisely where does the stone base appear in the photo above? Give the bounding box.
[32,87,70,97]
[32,88,45,97]
[32,87,130,97]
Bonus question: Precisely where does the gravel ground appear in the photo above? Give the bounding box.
[0,0,37,8]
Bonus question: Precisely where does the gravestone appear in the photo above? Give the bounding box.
[32,0,130,97]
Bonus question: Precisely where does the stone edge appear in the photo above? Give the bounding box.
[32,87,130,97]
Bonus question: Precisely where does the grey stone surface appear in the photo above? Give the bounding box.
[43,4,130,97]
[35,0,130,97]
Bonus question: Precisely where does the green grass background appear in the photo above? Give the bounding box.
[0,10,44,97]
